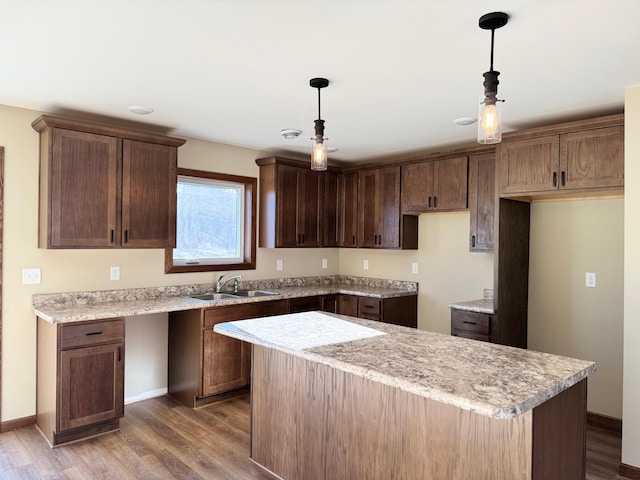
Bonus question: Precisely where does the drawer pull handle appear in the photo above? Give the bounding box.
[463,321,477,325]
[85,331,103,336]
[364,305,375,309]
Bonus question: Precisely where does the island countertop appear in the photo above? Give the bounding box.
[214,311,596,420]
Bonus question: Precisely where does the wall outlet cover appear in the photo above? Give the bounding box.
[363,259,369,270]
[276,259,283,271]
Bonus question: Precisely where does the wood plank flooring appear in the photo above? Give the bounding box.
[0,394,627,479]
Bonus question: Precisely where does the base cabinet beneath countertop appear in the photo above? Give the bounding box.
[36,318,125,446]
[168,300,289,408]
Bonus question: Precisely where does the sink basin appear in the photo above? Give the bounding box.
[191,293,239,301]
[233,290,280,297]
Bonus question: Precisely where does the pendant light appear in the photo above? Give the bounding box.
[310,77,329,171]
[477,12,509,144]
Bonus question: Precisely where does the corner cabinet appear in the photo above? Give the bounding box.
[358,166,418,249]
[499,116,624,197]
[256,157,331,248]
[37,318,125,446]
[32,114,185,249]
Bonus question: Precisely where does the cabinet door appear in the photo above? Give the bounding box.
[275,164,300,247]
[432,156,468,211]
[122,140,177,248]
[298,169,323,247]
[401,162,433,213]
[49,129,119,247]
[378,166,401,248]
[337,294,359,317]
[499,135,560,194]
[358,169,379,247]
[469,153,495,252]
[338,172,358,247]
[59,343,124,431]
[202,325,251,397]
[560,126,624,190]
[289,295,323,313]
[323,172,339,247]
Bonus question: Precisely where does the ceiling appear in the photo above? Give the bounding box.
[1,0,639,164]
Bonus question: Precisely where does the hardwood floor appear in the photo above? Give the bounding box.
[0,394,627,479]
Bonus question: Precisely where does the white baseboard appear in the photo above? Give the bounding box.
[125,388,168,405]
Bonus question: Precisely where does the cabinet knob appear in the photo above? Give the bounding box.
[428,196,432,208]
[124,230,129,243]
[553,171,557,187]
[471,235,476,248]
[561,171,566,186]
[434,196,437,208]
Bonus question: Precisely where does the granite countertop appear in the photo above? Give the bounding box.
[32,275,417,324]
[215,311,596,420]
[449,288,495,314]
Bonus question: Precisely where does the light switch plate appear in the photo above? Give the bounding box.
[412,262,419,274]
[22,268,41,285]
[276,259,283,271]
[322,258,328,269]
[586,272,596,288]
[363,259,369,270]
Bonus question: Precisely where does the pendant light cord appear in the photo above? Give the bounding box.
[490,28,495,72]
[317,87,322,120]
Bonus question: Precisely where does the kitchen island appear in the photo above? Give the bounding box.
[215,312,596,480]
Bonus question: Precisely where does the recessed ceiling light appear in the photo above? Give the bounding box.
[280,128,302,139]
[128,106,154,115]
[453,117,477,126]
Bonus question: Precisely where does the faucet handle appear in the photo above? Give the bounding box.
[217,274,225,282]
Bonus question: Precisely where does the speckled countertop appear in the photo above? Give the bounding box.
[449,288,495,314]
[215,311,596,420]
[32,275,417,324]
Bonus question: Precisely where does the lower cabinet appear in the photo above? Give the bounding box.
[450,309,491,343]
[36,318,125,446]
[338,294,418,328]
[168,300,288,407]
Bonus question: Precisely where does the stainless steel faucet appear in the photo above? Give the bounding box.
[215,274,242,293]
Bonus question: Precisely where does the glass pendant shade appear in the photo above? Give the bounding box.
[311,139,328,171]
[477,95,502,144]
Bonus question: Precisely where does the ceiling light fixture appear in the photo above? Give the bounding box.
[310,77,329,171]
[128,105,154,115]
[477,12,509,144]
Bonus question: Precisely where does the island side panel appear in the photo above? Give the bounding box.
[250,345,533,480]
[532,379,587,480]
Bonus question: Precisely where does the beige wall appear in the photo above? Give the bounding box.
[528,199,624,418]
[623,85,640,467]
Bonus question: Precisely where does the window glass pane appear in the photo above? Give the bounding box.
[173,175,244,265]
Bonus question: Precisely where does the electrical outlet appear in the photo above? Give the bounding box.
[322,258,328,269]
[412,262,419,274]
[22,268,41,285]
[363,259,369,270]
[276,259,283,271]
[586,272,596,288]
[110,266,120,281]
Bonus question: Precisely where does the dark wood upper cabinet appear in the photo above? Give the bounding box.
[257,157,326,248]
[337,171,358,247]
[499,116,624,197]
[401,156,468,213]
[468,153,495,252]
[32,115,185,249]
[323,171,340,247]
[358,166,418,249]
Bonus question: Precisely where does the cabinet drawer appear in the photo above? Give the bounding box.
[358,298,381,318]
[288,296,322,313]
[203,300,288,328]
[451,310,490,335]
[60,319,125,350]
[452,329,490,342]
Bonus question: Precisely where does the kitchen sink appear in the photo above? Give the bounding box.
[191,293,239,301]
[233,290,280,297]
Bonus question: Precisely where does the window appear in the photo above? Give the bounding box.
[165,168,256,273]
